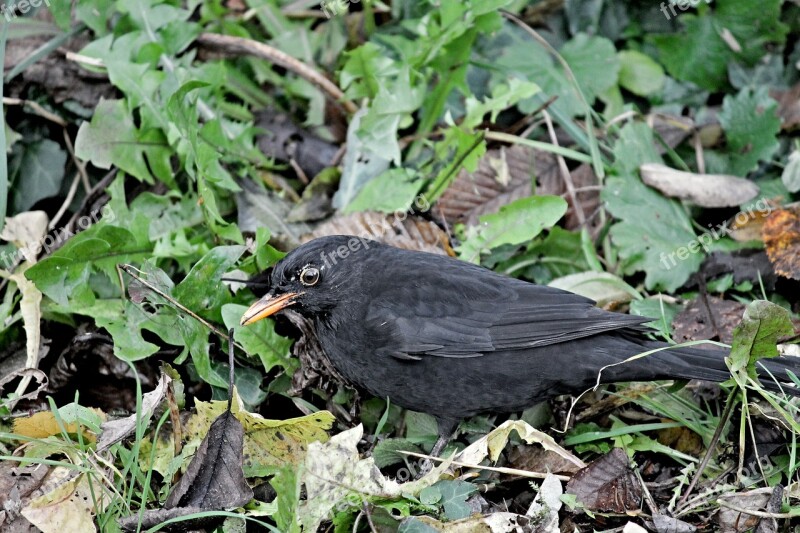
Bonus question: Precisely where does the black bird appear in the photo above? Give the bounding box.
[241,235,798,455]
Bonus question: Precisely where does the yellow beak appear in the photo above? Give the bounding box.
[240,292,301,325]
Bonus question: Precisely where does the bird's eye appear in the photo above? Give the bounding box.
[299,266,320,287]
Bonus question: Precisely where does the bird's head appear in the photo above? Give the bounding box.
[239,235,375,325]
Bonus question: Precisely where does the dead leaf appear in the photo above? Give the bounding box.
[456,420,585,469]
[299,424,452,531]
[119,411,253,531]
[716,490,771,532]
[0,369,48,408]
[0,211,48,262]
[406,512,538,532]
[657,424,703,455]
[639,163,759,207]
[565,448,642,513]
[699,250,777,290]
[305,211,451,255]
[649,114,695,153]
[185,392,335,473]
[672,296,745,345]
[97,373,171,451]
[762,204,800,280]
[21,468,110,533]
[652,513,697,533]
[770,84,800,131]
[508,446,582,477]
[165,411,253,509]
[436,146,599,231]
[436,145,537,226]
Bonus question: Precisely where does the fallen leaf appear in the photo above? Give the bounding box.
[762,204,800,280]
[652,513,697,533]
[165,411,253,509]
[456,419,585,468]
[716,490,771,532]
[548,271,637,308]
[21,469,109,533]
[297,425,452,531]
[0,211,49,263]
[770,83,800,131]
[305,211,451,255]
[185,392,335,475]
[565,448,642,513]
[639,163,759,208]
[120,411,254,531]
[526,474,562,531]
[97,373,171,451]
[671,296,745,345]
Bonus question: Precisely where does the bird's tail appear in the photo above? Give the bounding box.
[598,335,800,396]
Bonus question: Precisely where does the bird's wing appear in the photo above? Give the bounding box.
[364,264,650,360]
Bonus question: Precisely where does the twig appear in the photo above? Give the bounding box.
[676,389,737,510]
[196,33,357,115]
[62,128,91,193]
[48,172,81,231]
[543,110,585,226]
[716,500,796,519]
[117,264,244,353]
[399,450,571,481]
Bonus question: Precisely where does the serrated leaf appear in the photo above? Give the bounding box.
[718,87,780,176]
[603,123,700,292]
[729,300,794,378]
[457,196,568,263]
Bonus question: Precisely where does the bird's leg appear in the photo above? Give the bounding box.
[418,418,460,475]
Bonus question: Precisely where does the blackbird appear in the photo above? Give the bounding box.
[241,235,798,455]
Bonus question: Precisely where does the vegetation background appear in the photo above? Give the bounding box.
[1,0,800,531]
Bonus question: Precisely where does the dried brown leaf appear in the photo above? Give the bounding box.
[565,448,641,513]
[762,204,800,280]
[305,212,451,255]
[639,163,759,208]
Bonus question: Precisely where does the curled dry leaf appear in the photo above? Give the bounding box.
[762,204,800,280]
[565,448,642,513]
[455,419,585,469]
[639,163,759,208]
[436,145,599,231]
[97,373,171,452]
[305,211,451,255]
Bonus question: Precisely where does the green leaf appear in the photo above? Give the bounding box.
[457,196,568,263]
[25,224,150,306]
[603,123,700,292]
[173,245,246,323]
[617,50,665,96]
[629,298,681,340]
[652,0,788,91]
[434,480,477,520]
[9,139,66,213]
[222,304,293,373]
[560,33,620,103]
[74,98,157,183]
[463,78,540,129]
[728,300,794,379]
[332,108,391,210]
[718,87,781,176]
[345,168,423,214]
